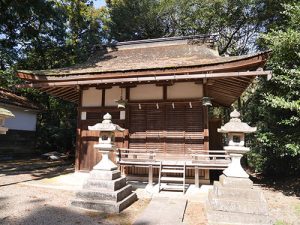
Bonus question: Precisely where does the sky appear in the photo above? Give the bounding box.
[93,0,106,8]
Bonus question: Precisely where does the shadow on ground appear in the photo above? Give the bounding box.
[0,158,74,187]
[0,200,150,225]
[251,175,300,198]
[1,205,109,225]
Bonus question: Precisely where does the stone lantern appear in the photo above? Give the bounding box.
[207,109,272,225]
[72,113,137,213]
[0,107,14,135]
[88,113,124,171]
[217,109,256,178]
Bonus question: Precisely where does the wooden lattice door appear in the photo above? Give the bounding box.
[128,102,204,159]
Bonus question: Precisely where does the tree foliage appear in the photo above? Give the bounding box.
[106,0,164,41]
[245,2,300,176]
[106,0,292,55]
[0,0,107,153]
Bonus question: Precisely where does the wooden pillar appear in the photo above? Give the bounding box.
[148,165,153,187]
[203,81,210,181]
[195,166,199,188]
[75,86,83,171]
[101,89,105,107]
[121,165,126,176]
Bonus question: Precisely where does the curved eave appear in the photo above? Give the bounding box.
[17,51,270,82]
[15,51,271,106]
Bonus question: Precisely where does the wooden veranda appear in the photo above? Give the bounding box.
[117,148,230,186]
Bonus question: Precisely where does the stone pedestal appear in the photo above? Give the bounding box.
[72,113,137,213]
[206,175,272,225]
[71,169,137,213]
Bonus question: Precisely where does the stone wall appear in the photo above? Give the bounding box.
[0,129,36,158]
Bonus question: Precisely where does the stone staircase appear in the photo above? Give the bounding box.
[71,170,137,213]
[158,162,186,193]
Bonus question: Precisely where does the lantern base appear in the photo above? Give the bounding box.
[223,153,249,178]
[93,151,118,171]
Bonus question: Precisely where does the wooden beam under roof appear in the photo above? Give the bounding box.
[36,86,79,104]
[25,70,269,106]
[16,71,271,88]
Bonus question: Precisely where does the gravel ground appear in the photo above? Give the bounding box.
[0,172,102,225]
[0,160,299,225]
[264,188,300,225]
[0,172,152,225]
[0,160,150,225]
[258,179,300,225]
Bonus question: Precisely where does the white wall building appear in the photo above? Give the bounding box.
[0,88,39,157]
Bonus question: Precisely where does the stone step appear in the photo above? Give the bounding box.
[206,207,272,225]
[89,170,121,180]
[208,190,269,215]
[76,184,133,202]
[83,177,126,191]
[118,192,138,213]
[219,175,253,189]
[160,176,184,182]
[161,169,184,173]
[71,192,137,213]
[213,181,265,200]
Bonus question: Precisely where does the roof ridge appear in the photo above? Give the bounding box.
[111,34,218,46]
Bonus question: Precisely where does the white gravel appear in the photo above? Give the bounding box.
[1,161,299,225]
[0,171,113,225]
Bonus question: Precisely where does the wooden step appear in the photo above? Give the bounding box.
[158,162,186,193]
[162,166,185,170]
[161,169,184,173]
[160,184,187,190]
[160,176,184,182]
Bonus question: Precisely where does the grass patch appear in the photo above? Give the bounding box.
[274,220,289,225]
[295,203,300,216]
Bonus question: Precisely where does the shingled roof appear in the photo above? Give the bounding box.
[16,35,271,106]
[18,35,267,77]
[0,88,39,110]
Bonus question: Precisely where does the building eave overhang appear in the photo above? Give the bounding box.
[16,51,270,82]
[17,70,271,88]
[15,51,271,106]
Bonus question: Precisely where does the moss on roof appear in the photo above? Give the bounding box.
[18,35,270,78]
[18,38,267,77]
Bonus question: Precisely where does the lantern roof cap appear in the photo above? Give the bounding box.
[218,109,256,133]
[88,113,125,132]
[0,107,15,118]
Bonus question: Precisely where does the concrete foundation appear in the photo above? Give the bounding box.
[71,169,137,213]
[206,175,272,225]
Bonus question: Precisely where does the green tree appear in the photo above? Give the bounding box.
[63,0,108,62]
[0,0,107,154]
[107,0,295,55]
[106,0,164,41]
[158,0,297,55]
[245,2,300,176]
